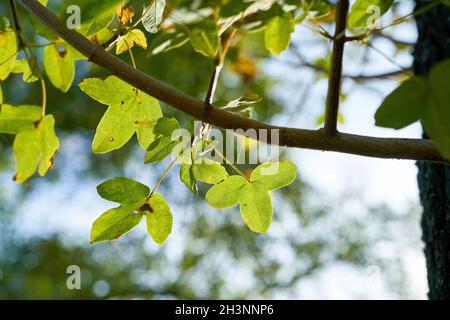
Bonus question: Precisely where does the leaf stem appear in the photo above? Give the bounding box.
[208,142,250,182]
[148,157,178,199]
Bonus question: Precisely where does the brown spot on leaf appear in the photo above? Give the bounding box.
[108,136,115,142]
[56,45,68,58]
[140,203,153,213]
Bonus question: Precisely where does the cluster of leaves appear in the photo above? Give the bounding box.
[1,0,449,247]
[0,0,306,247]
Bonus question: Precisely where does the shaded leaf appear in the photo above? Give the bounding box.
[97,177,150,204]
[375,77,427,129]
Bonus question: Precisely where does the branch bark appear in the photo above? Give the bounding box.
[16,0,448,163]
[324,0,349,136]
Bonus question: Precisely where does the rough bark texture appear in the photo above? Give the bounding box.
[414,0,450,300]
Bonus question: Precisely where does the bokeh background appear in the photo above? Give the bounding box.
[0,0,427,299]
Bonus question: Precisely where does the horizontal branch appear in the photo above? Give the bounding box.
[17,0,448,163]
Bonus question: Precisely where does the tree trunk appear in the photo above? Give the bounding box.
[413,0,450,300]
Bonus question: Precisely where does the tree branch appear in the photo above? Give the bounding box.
[16,0,448,163]
[324,0,349,137]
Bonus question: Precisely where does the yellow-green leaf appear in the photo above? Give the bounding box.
[239,183,272,233]
[13,115,60,183]
[206,175,248,208]
[0,104,42,134]
[0,30,18,81]
[79,76,162,153]
[116,29,148,55]
[348,0,394,29]
[43,44,77,92]
[90,204,143,244]
[264,14,295,56]
[145,193,173,245]
[251,160,297,191]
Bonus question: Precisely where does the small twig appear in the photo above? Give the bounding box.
[40,77,47,117]
[8,0,25,48]
[381,0,440,30]
[209,142,250,182]
[324,0,349,137]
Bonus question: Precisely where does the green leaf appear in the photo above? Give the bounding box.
[90,204,143,244]
[180,164,198,195]
[205,175,248,208]
[64,0,125,36]
[348,0,394,28]
[251,160,297,191]
[422,59,450,159]
[0,104,42,134]
[43,44,77,92]
[13,115,60,183]
[145,193,173,245]
[142,0,166,33]
[97,177,150,204]
[264,14,295,56]
[0,30,18,81]
[375,77,427,129]
[192,159,229,184]
[145,118,181,163]
[145,136,179,163]
[154,117,180,136]
[79,76,163,153]
[303,0,332,19]
[239,183,272,233]
[0,16,10,30]
[189,20,219,58]
[116,29,148,55]
[10,58,40,83]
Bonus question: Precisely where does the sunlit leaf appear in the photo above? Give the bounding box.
[206,175,248,208]
[239,183,272,233]
[145,193,173,245]
[264,14,294,56]
[79,76,163,153]
[348,0,394,28]
[90,204,143,244]
[251,160,297,191]
[0,104,42,134]
[116,29,148,55]
[13,115,59,183]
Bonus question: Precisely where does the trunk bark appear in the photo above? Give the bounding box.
[413,0,450,300]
